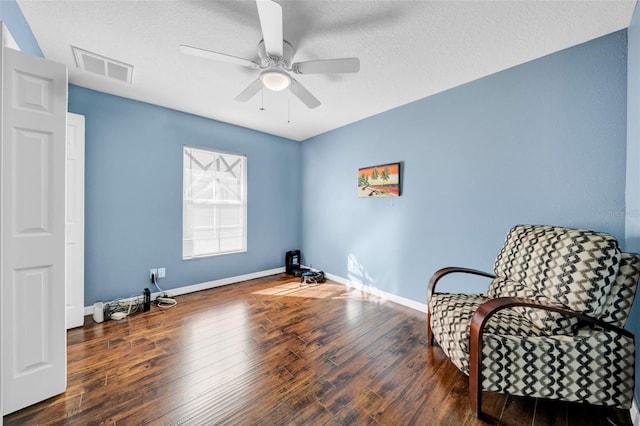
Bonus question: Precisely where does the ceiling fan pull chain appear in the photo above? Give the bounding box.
[260,87,265,111]
[287,89,291,124]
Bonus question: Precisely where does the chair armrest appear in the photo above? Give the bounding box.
[468,296,633,418]
[427,267,495,347]
[427,267,495,301]
[426,267,495,347]
[470,296,633,339]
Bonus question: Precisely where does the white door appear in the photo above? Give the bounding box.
[1,46,68,414]
[66,113,84,329]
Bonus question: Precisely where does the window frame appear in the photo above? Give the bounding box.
[182,145,247,259]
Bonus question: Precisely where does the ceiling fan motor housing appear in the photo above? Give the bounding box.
[258,39,294,69]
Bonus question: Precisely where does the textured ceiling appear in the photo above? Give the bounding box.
[17,0,637,141]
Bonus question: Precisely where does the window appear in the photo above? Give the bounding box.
[183,146,247,259]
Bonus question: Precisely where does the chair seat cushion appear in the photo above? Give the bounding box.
[429,292,547,374]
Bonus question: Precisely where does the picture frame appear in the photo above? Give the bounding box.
[358,162,401,197]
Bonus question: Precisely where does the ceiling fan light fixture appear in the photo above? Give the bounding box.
[260,69,291,91]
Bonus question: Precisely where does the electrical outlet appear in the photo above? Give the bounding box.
[149,268,157,279]
[158,268,166,278]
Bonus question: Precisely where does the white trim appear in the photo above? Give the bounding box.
[82,266,429,316]
[182,146,247,260]
[1,22,19,51]
[631,397,640,426]
[323,271,427,313]
[83,267,285,316]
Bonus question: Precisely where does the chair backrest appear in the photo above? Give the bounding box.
[487,225,638,332]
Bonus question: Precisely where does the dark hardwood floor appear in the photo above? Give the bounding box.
[4,274,633,425]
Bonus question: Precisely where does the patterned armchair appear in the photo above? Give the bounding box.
[428,225,640,418]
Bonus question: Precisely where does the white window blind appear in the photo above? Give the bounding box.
[183,146,247,259]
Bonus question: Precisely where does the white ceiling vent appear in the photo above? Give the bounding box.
[71,46,133,83]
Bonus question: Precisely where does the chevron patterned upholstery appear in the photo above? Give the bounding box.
[428,225,640,411]
[489,225,621,333]
[429,292,547,374]
[599,252,640,327]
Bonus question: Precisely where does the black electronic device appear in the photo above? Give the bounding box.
[103,302,111,321]
[285,250,309,276]
[143,288,151,312]
[285,250,300,274]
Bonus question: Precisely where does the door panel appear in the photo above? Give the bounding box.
[14,266,51,374]
[2,46,67,415]
[13,129,53,234]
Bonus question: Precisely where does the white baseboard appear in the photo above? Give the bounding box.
[631,397,640,426]
[323,271,427,313]
[83,267,285,316]
[83,267,427,316]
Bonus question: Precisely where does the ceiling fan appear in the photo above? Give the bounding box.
[179,0,360,109]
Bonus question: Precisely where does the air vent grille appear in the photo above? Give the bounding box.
[71,46,133,84]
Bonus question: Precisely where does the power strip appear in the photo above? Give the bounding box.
[157,297,176,305]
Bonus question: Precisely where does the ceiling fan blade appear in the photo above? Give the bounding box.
[179,44,259,69]
[256,0,283,57]
[289,79,321,109]
[293,58,360,74]
[235,78,264,102]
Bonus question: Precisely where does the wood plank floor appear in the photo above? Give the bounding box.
[4,274,633,425]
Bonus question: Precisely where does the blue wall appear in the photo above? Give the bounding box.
[626,1,640,409]
[68,86,301,303]
[0,1,43,57]
[301,31,628,304]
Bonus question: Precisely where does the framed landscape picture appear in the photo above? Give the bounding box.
[358,162,401,197]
